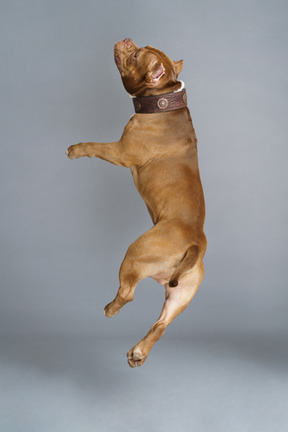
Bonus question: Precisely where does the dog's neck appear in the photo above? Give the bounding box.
[132,82,187,114]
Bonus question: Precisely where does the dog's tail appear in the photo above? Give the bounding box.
[168,245,200,287]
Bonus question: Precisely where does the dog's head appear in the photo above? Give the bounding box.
[114,38,183,97]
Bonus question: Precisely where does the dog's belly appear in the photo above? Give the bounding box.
[151,275,169,285]
[131,165,157,222]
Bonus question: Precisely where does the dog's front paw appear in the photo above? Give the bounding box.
[66,143,86,159]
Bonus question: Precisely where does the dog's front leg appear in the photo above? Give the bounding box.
[66,141,133,167]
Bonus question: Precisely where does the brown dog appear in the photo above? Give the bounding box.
[67,38,206,367]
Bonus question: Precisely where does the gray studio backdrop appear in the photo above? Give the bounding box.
[1,0,287,340]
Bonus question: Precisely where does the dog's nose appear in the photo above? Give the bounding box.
[123,38,132,48]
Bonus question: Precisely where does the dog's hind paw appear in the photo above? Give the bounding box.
[126,347,147,368]
[103,301,119,318]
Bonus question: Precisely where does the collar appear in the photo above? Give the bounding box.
[132,81,187,114]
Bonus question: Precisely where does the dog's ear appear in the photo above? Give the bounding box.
[145,62,165,86]
[173,60,183,76]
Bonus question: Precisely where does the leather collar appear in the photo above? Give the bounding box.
[132,89,187,114]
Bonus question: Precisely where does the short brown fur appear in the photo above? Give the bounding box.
[67,39,207,367]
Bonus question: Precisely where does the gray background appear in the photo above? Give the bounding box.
[1,0,287,431]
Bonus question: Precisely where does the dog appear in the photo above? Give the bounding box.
[67,38,207,367]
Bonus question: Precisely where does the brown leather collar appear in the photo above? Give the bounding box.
[132,89,187,114]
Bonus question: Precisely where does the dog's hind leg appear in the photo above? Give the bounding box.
[103,256,141,318]
[103,222,180,318]
[126,261,204,368]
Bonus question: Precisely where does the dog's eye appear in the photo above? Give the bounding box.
[132,51,138,59]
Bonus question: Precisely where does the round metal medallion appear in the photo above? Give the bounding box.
[183,92,187,104]
[157,98,168,109]
[134,100,142,112]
